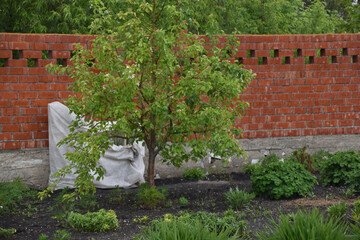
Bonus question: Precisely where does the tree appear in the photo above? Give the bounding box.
[43,0,254,196]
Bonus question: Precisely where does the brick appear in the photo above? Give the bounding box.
[285,129,300,136]
[9,68,28,75]
[284,101,299,107]
[0,42,8,49]
[0,83,9,91]
[31,100,51,107]
[302,49,317,56]
[2,142,21,150]
[2,124,21,132]
[315,42,330,49]
[28,67,48,75]
[277,122,291,129]
[23,51,43,59]
[283,42,300,49]
[336,56,352,63]
[261,108,275,115]
[19,92,38,99]
[324,106,338,113]
[42,140,49,148]
[30,83,49,91]
[0,133,12,141]
[320,78,335,84]
[279,50,293,57]
[0,100,10,107]
[316,99,331,106]
[294,107,307,114]
[276,93,291,100]
[51,51,71,59]
[337,64,351,70]
[332,99,346,105]
[13,116,33,123]
[59,91,73,98]
[270,130,284,137]
[333,128,346,134]
[299,114,313,121]
[269,101,283,108]
[42,35,61,42]
[21,140,42,149]
[330,113,344,119]
[3,34,21,42]
[33,116,48,123]
[11,100,30,107]
[262,123,276,129]
[245,109,260,116]
[252,101,268,108]
[338,92,351,98]
[291,93,306,100]
[22,108,40,115]
[19,75,38,83]
[299,86,313,92]
[253,131,268,138]
[0,116,12,123]
[291,121,306,128]
[0,50,12,58]
[339,119,353,126]
[23,124,42,132]
[34,132,48,139]
[302,129,316,135]
[277,108,292,114]
[9,42,29,50]
[39,91,57,99]
[0,92,18,99]
[49,43,68,51]
[7,59,27,67]
[316,129,331,135]
[29,43,49,50]
[291,65,305,71]
[274,79,289,86]
[10,83,29,91]
[299,42,315,48]
[13,132,32,140]
[330,85,344,91]
[2,108,20,115]
[345,84,359,91]
[339,106,353,112]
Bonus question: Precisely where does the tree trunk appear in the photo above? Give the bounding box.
[147,147,156,187]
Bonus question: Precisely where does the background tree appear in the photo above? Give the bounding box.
[43,0,254,196]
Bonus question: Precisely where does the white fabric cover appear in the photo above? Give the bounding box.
[48,101,145,189]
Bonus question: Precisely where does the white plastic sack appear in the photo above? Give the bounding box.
[48,102,145,189]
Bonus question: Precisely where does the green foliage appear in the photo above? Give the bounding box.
[178,196,189,207]
[327,202,347,221]
[311,150,332,170]
[257,209,350,240]
[260,154,281,166]
[135,219,237,240]
[0,227,16,239]
[250,160,317,199]
[182,168,206,180]
[0,178,37,215]
[286,147,315,173]
[319,150,360,187]
[38,234,49,240]
[106,188,126,204]
[45,0,253,195]
[337,0,360,33]
[224,187,255,210]
[137,211,248,239]
[352,199,360,222]
[66,209,118,232]
[135,184,167,209]
[53,230,71,240]
[243,162,260,175]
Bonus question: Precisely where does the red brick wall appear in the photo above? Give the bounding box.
[0,33,359,150]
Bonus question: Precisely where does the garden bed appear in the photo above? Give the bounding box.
[0,172,358,240]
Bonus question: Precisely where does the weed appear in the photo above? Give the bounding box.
[327,202,347,221]
[179,196,189,207]
[287,147,315,173]
[107,188,125,204]
[352,199,360,222]
[0,227,16,239]
[135,183,167,209]
[66,209,119,232]
[133,216,150,224]
[182,168,206,180]
[0,178,37,215]
[224,187,255,210]
[78,193,98,211]
[53,229,71,240]
[38,234,49,240]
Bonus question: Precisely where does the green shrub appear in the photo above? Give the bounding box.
[327,202,347,221]
[286,147,315,173]
[182,168,206,180]
[135,183,167,209]
[0,178,37,215]
[224,187,255,210]
[0,227,16,239]
[257,209,350,240]
[250,160,317,199]
[243,162,260,175]
[66,209,119,232]
[178,196,189,207]
[38,234,49,240]
[319,150,360,187]
[260,154,281,166]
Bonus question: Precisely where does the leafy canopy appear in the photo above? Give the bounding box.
[41,0,254,197]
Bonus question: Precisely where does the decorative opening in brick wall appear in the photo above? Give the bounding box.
[341,48,348,56]
[12,50,22,59]
[236,57,243,64]
[27,59,38,67]
[352,55,358,63]
[319,49,325,57]
[297,49,302,57]
[247,50,255,58]
[70,51,77,58]
[331,56,337,64]
[42,50,50,59]
[0,58,6,67]
[282,56,290,64]
[274,49,279,57]
[56,58,67,66]
[258,57,267,65]
[305,56,314,64]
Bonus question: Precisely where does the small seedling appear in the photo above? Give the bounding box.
[225,187,255,210]
[178,197,189,207]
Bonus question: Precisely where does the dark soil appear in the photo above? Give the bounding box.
[1,172,358,240]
